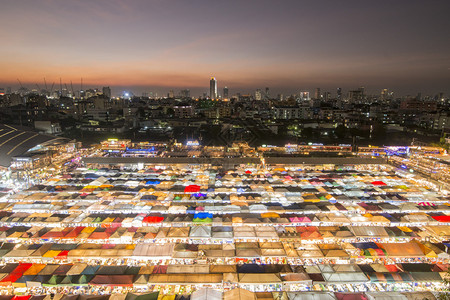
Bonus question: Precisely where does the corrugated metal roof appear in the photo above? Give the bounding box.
[0,124,69,167]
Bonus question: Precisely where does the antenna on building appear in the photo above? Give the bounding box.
[70,81,75,96]
[17,79,24,89]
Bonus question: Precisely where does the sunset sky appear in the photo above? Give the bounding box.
[2,0,450,96]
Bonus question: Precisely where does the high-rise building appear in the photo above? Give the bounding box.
[210,77,217,99]
[180,89,190,98]
[265,87,270,99]
[348,90,363,102]
[102,87,111,98]
[223,86,229,99]
[314,88,321,99]
[359,86,365,97]
[168,90,174,98]
[255,89,262,100]
[337,88,342,100]
[381,89,388,100]
[278,94,284,101]
[299,91,310,101]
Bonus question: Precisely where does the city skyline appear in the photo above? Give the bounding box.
[1,0,450,96]
[3,78,447,99]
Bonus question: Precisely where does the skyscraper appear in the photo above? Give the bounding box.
[181,89,190,98]
[255,89,262,100]
[223,86,229,99]
[314,88,321,99]
[210,77,217,99]
[381,89,388,100]
[299,91,310,101]
[102,86,111,98]
[337,88,342,100]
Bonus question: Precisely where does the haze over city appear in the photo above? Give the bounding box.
[2,0,450,96]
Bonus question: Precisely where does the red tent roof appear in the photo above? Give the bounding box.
[12,296,31,300]
[371,181,386,186]
[41,231,65,238]
[143,216,164,223]
[64,226,85,238]
[89,232,111,239]
[384,264,398,272]
[335,293,368,300]
[432,215,450,222]
[55,250,69,259]
[184,185,201,193]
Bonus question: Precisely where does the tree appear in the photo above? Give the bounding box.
[166,108,175,117]
[302,127,313,139]
[335,125,346,139]
[372,124,386,139]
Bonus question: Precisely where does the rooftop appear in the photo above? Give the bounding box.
[0,124,69,167]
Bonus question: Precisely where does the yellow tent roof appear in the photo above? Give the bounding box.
[261,212,279,218]
[158,295,176,300]
[81,227,96,234]
[23,264,46,275]
[397,226,413,233]
[99,184,113,189]
[43,250,62,258]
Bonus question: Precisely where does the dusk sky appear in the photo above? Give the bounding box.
[2,0,450,96]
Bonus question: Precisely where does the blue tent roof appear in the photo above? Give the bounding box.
[146,180,160,185]
[194,212,213,219]
[352,242,379,250]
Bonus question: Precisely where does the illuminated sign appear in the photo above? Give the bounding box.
[126,147,156,152]
[186,140,200,146]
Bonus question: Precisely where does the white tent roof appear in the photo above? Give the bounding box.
[322,272,369,283]
[287,292,337,300]
[190,226,212,238]
[366,292,408,300]
[133,243,174,257]
[191,288,223,300]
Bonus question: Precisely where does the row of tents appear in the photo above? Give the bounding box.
[0,262,447,287]
[0,223,449,244]
[0,289,439,300]
[1,237,449,260]
[6,198,450,214]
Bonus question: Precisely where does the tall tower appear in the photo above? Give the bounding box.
[381,89,388,101]
[337,88,342,100]
[314,88,321,99]
[102,86,111,98]
[210,77,217,99]
[223,86,229,99]
[255,89,262,100]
